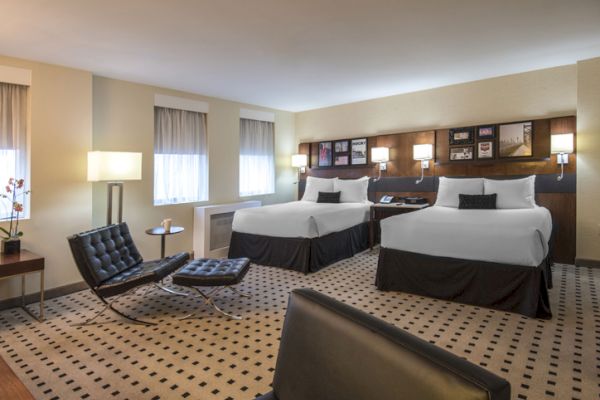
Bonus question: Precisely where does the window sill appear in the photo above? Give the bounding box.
[239,192,275,198]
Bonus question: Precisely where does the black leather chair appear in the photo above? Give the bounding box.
[257,289,510,400]
[68,222,189,325]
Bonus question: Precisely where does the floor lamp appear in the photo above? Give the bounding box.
[88,151,142,225]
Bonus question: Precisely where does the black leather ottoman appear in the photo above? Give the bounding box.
[172,258,251,320]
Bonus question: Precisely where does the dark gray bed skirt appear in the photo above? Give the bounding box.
[228,222,369,274]
[376,247,552,319]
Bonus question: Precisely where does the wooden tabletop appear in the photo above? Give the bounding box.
[0,250,44,277]
[145,226,184,236]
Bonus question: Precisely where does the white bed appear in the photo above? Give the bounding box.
[232,200,371,238]
[380,205,552,267]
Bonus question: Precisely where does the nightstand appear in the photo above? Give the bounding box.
[369,203,429,249]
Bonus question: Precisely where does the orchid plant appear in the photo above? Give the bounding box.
[0,178,30,241]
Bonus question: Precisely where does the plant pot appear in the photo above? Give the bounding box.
[1,239,21,255]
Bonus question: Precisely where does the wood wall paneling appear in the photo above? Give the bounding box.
[297,116,576,263]
[375,130,436,177]
[536,193,576,264]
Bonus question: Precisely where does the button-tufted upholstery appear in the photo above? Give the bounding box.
[172,258,250,287]
[68,223,189,298]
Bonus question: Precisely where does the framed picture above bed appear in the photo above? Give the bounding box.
[318,141,333,167]
[449,146,474,161]
[351,138,368,165]
[334,140,349,153]
[449,127,474,145]
[477,125,495,139]
[499,121,533,158]
[477,141,494,159]
[334,140,350,166]
[334,155,349,166]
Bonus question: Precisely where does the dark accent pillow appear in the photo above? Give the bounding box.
[458,194,497,209]
[317,191,341,203]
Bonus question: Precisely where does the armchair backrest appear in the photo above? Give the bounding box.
[67,222,143,288]
[270,289,510,400]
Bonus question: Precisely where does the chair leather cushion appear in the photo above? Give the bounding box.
[68,223,143,286]
[270,289,510,400]
[172,258,250,287]
[96,252,189,298]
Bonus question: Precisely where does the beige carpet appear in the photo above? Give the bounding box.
[0,249,598,400]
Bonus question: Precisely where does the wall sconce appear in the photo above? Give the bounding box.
[413,144,433,184]
[291,154,308,185]
[371,147,389,182]
[291,154,308,174]
[550,133,574,181]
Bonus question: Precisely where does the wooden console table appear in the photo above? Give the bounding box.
[0,250,45,322]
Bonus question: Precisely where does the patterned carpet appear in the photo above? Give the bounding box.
[0,249,598,400]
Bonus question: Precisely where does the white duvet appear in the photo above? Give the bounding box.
[381,206,552,267]
[232,201,371,238]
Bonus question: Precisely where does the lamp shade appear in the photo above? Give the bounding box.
[413,144,433,160]
[371,147,389,163]
[87,151,142,182]
[551,133,574,154]
[291,154,308,168]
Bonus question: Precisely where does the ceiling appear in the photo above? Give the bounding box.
[1,0,600,111]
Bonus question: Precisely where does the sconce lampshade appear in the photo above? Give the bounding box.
[550,133,574,154]
[371,147,389,163]
[87,151,143,182]
[291,154,308,168]
[413,144,433,160]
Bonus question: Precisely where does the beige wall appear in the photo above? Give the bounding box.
[296,65,577,141]
[0,56,92,298]
[296,64,600,262]
[0,57,295,301]
[576,57,600,262]
[92,77,296,260]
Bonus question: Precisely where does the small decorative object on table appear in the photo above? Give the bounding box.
[146,223,184,258]
[0,178,31,255]
[161,218,172,233]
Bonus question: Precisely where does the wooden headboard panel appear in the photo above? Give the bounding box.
[297,116,576,264]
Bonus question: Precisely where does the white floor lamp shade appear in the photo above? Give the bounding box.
[88,151,142,225]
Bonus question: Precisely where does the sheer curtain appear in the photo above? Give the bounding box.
[239,118,275,196]
[154,106,208,205]
[0,82,28,219]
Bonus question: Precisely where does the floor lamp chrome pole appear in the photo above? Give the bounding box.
[88,151,142,225]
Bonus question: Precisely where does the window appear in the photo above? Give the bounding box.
[239,118,275,196]
[154,106,208,205]
[0,82,29,219]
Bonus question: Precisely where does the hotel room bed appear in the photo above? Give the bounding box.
[376,206,554,319]
[229,200,371,273]
[376,176,555,319]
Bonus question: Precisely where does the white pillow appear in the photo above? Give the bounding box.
[333,176,369,203]
[302,176,337,202]
[484,176,536,209]
[435,177,484,208]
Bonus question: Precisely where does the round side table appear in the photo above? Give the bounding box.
[145,226,184,258]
